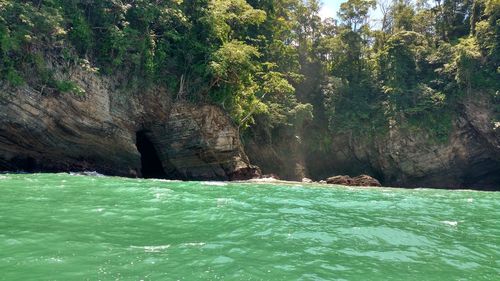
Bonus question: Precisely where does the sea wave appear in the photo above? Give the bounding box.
[69,171,105,177]
[201,181,227,186]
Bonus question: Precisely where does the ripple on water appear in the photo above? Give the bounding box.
[130,245,171,253]
[337,226,435,247]
[290,231,337,245]
[180,242,206,247]
[212,256,234,264]
[339,249,421,263]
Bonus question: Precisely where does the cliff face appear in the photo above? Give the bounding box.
[1,62,498,189]
[246,94,500,190]
[365,96,500,189]
[0,66,259,180]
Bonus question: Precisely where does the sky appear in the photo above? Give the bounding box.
[319,0,342,19]
[319,0,383,25]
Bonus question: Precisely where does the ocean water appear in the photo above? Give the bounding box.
[0,173,498,280]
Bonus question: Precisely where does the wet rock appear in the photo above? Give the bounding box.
[326,175,353,185]
[352,175,381,187]
[326,175,381,187]
[154,103,260,180]
[229,166,262,181]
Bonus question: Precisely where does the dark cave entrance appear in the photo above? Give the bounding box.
[11,156,37,172]
[136,131,167,179]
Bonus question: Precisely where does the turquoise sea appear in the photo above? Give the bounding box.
[0,173,498,280]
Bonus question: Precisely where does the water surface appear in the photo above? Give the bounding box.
[0,173,498,280]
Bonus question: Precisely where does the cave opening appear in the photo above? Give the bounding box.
[136,131,168,179]
[12,156,36,172]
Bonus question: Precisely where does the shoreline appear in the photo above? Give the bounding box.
[1,171,497,192]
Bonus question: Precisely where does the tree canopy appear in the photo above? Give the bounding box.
[0,0,498,140]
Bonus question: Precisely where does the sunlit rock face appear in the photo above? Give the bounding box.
[0,65,260,180]
[142,103,260,180]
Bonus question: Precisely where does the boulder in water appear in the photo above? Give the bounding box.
[352,175,381,187]
[326,175,381,187]
[326,175,353,185]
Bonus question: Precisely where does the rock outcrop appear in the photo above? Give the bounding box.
[146,103,260,180]
[351,175,382,187]
[246,94,499,190]
[326,175,353,186]
[326,175,381,187]
[0,66,260,180]
[361,95,500,189]
[313,97,500,190]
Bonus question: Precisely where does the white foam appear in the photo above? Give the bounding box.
[69,171,104,177]
[150,179,181,183]
[442,221,458,227]
[181,242,206,247]
[216,198,232,207]
[131,245,171,253]
[201,181,227,186]
[47,257,63,263]
[248,177,280,182]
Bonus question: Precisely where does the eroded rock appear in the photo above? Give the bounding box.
[247,93,499,190]
[0,65,260,180]
[326,175,353,185]
[326,175,381,187]
[352,175,382,187]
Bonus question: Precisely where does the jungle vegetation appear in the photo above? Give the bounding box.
[0,0,498,143]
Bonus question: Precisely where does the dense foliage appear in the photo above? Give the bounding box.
[0,0,498,138]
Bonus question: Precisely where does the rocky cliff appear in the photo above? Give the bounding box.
[365,95,500,189]
[1,62,498,189]
[246,94,500,190]
[0,66,259,180]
